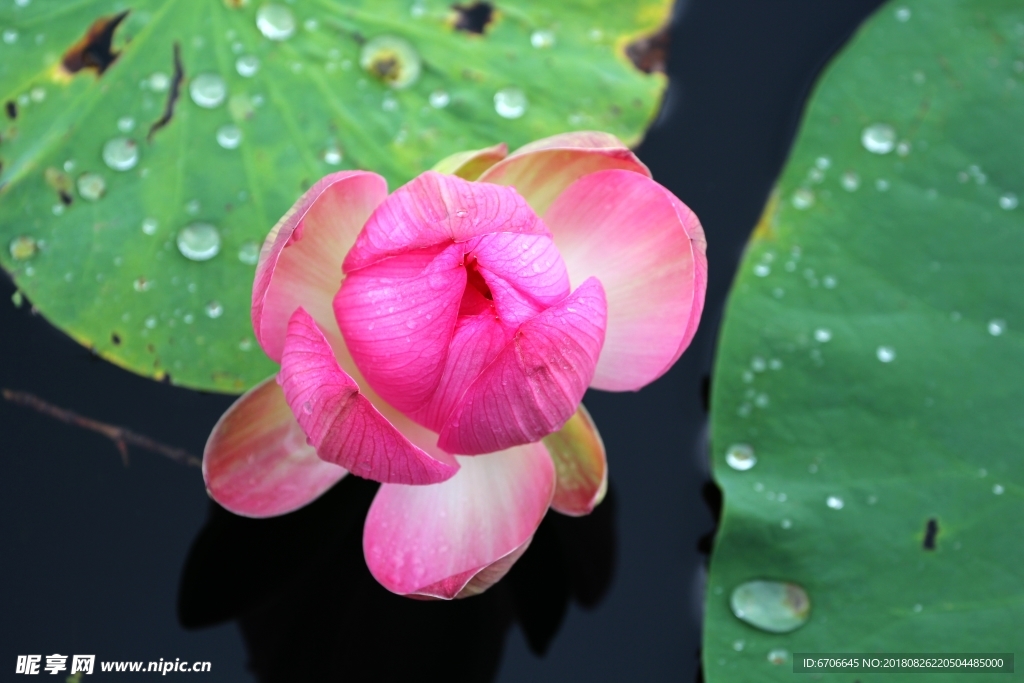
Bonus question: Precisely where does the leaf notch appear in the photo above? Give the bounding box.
[61,10,130,76]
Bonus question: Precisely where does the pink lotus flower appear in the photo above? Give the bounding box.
[203,132,707,599]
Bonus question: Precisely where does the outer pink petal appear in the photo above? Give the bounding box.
[543,169,708,392]
[431,142,509,180]
[477,131,651,216]
[278,307,459,485]
[253,171,388,362]
[542,404,607,516]
[334,246,465,414]
[203,376,346,518]
[364,442,555,599]
[343,171,548,272]
[438,278,607,455]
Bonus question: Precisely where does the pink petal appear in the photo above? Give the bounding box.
[278,307,459,485]
[432,142,509,180]
[470,231,570,326]
[343,171,548,272]
[438,278,607,455]
[364,442,555,599]
[543,169,708,391]
[477,131,651,215]
[542,404,607,516]
[253,171,388,363]
[203,376,346,518]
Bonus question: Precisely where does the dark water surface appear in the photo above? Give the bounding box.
[0,1,883,680]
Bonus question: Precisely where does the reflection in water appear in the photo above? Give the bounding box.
[179,475,616,681]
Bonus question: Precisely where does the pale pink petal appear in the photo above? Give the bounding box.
[203,376,346,518]
[364,442,555,599]
[432,142,509,180]
[334,245,465,414]
[278,308,458,485]
[343,171,548,272]
[253,171,388,363]
[477,131,650,215]
[543,169,707,391]
[542,404,607,516]
[438,278,607,455]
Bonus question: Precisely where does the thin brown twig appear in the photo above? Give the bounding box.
[2,388,201,468]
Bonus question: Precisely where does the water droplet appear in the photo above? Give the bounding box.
[360,35,421,89]
[987,318,1006,336]
[216,124,243,149]
[304,17,319,31]
[236,54,260,77]
[896,140,911,157]
[815,156,831,170]
[144,315,157,329]
[238,241,260,265]
[147,72,170,92]
[205,300,224,318]
[494,87,528,119]
[861,123,896,154]
[2,28,18,44]
[52,204,65,216]
[725,444,756,471]
[767,649,789,666]
[530,29,555,48]
[381,94,398,112]
[190,73,227,108]
[102,137,139,171]
[183,313,195,324]
[732,640,745,652]
[730,580,810,633]
[9,235,37,261]
[323,145,343,165]
[895,6,911,21]
[912,603,923,612]
[177,223,221,261]
[993,484,1005,495]
[826,495,844,510]
[876,345,896,363]
[769,358,782,370]
[754,393,770,408]
[999,193,1018,210]
[142,218,158,235]
[823,275,837,288]
[256,4,296,40]
[875,178,890,192]
[302,400,313,415]
[185,199,201,215]
[429,89,450,108]
[814,328,832,342]
[780,519,792,530]
[751,356,766,372]
[117,116,135,133]
[239,338,253,351]
[753,264,770,277]
[76,173,106,201]
[791,188,814,210]
[133,277,151,292]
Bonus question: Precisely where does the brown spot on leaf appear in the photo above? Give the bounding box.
[61,11,130,76]
[626,24,671,74]
[44,167,74,206]
[148,43,184,141]
[923,518,939,550]
[111,333,122,345]
[5,100,16,119]
[452,2,494,34]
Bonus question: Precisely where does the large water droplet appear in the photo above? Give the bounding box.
[177,223,221,261]
[725,444,756,471]
[999,192,1018,210]
[730,580,810,633]
[216,124,243,149]
[530,29,555,48]
[9,235,37,261]
[102,137,139,171]
[238,240,260,265]
[876,345,896,362]
[861,123,896,154]
[77,173,106,201]
[494,87,528,119]
[190,73,227,108]
[826,495,844,510]
[205,301,224,318]
[236,54,260,77]
[987,319,1006,336]
[360,35,421,89]
[256,4,296,40]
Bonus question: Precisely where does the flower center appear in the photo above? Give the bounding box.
[459,253,494,317]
